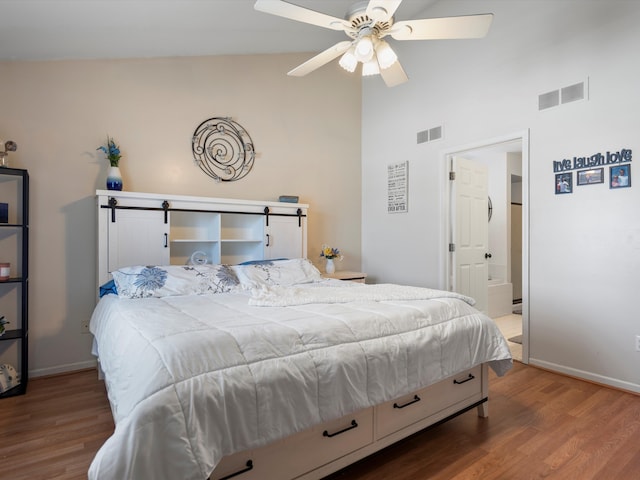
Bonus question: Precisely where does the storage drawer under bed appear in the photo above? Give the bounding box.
[376,364,483,439]
[210,407,374,480]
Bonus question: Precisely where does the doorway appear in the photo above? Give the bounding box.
[443,131,529,364]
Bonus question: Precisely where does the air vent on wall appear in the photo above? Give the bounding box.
[561,82,585,104]
[417,125,443,144]
[538,79,588,111]
[538,90,560,110]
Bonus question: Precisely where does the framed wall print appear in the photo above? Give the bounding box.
[555,173,572,194]
[610,164,631,189]
[577,168,604,186]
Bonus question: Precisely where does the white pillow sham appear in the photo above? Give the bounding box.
[231,258,321,289]
[111,264,240,299]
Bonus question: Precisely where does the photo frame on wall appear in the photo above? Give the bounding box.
[555,172,572,194]
[610,164,631,189]
[577,168,604,186]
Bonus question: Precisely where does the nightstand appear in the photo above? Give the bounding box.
[322,271,367,283]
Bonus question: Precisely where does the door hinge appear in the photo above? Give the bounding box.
[449,171,456,181]
[449,243,455,252]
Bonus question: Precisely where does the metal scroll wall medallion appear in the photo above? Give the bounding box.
[191,117,255,182]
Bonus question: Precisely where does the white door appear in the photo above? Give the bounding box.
[108,209,170,271]
[452,156,489,313]
[265,215,307,260]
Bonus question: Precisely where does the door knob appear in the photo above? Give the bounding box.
[485,253,492,259]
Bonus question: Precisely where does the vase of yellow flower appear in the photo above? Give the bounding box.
[325,258,335,274]
[320,244,343,274]
[97,136,123,191]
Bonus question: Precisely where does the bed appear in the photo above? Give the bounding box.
[88,259,512,480]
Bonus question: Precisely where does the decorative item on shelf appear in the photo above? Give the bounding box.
[0,316,7,337]
[0,263,9,281]
[97,136,124,191]
[0,363,19,394]
[106,166,123,191]
[189,251,208,265]
[0,203,7,223]
[0,139,18,168]
[320,244,343,274]
[191,117,255,182]
[279,195,299,203]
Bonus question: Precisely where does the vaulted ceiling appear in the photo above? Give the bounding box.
[0,0,435,61]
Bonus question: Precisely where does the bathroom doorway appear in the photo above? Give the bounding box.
[444,131,529,363]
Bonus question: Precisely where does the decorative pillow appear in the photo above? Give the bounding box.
[231,258,321,289]
[111,264,239,299]
[238,258,288,265]
[99,279,118,298]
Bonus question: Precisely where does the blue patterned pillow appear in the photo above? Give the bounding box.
[111,264,240,299]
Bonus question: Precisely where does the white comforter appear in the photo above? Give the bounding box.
[89,284,512,480]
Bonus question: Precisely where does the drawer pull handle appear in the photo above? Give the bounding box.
[323,419,358,438]
[393,395,421,409]
[453,373,475,385]
[218,460,253,480]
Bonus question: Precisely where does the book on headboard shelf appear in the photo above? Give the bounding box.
[279,195,299,203]
[0,203,8,223]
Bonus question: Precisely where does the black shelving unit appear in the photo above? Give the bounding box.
[0,167,28,398]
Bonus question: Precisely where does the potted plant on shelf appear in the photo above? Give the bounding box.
[97,136,123,190]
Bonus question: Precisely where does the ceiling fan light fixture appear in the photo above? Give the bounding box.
[338,47,358,72]
[354,36,374,63]
[362,57,380,77]
[375,40,398,69]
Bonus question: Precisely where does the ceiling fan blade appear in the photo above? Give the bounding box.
[254,0,351,31]
[366,0,403,22]
[379,59,408,87]
[390,13,494,40]
[288,40,352,77]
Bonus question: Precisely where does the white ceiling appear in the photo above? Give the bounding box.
[0,0,437,62]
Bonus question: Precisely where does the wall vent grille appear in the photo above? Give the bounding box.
[417,125,443,144]
[417,130,429,144]
[539,79,588,111]
[538,90,560,110]
[561,82,585,104]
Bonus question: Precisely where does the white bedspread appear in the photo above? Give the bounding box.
[89,285,512,480]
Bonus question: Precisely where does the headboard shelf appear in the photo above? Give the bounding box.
[96,190,308,288]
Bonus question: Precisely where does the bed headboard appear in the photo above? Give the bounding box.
[96,190,308,288]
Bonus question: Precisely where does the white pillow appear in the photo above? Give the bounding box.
[111,264,240,299]
[231,258,321,289]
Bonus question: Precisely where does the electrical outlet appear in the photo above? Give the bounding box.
[636,335,640,352]
[81,320,90,334]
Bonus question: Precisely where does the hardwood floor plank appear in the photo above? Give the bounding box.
[0,369,114,480]
[1,363,638,480]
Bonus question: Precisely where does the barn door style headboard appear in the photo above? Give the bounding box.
[96,190,308,287]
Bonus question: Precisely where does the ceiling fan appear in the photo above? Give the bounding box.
[254,0,493,87]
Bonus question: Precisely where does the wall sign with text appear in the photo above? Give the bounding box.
[553,148,632,194]
[388,161,408,213]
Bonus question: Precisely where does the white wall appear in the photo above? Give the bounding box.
[0,53,362,376]
[362,0,640,392]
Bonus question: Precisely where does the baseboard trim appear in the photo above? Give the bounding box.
[529,358,640,395]
[30,359,98,379]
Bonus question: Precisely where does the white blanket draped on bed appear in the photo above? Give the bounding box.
[89,285,512,480]
[248,283,477,306]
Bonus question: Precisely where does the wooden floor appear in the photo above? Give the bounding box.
[1,363,639,480]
